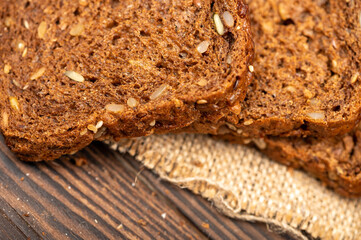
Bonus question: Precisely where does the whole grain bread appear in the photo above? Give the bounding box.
[209,0,361,197]
[190,0,361,138]
[0,0,253,161]
[261,131,361,198]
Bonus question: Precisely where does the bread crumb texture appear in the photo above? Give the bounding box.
[0,0,253,161]
[193,0,361,138]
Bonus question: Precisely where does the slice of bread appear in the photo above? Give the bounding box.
[191,0,361,138]
[260,130,361,197]
[0,0,254,161]
[205,0,361,197]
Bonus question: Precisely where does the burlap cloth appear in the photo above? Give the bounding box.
[107,134,361,240]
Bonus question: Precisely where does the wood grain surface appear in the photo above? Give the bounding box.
[0,136,293,240]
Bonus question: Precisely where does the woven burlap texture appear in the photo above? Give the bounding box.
[108,134,361,240]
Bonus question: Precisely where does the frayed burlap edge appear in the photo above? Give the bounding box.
[105,134,361,240]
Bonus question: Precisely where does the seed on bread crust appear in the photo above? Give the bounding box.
[230,104,242,115]
[88,121,104,134]
[30,67,46,80]
[309,98,320,107]
[64,71,84,82]
[95,121,103,129]
[127,97,138,107]
[4,64,11,74]
[23,20,29,29]
[150,84,167,100]
[9,97,20,111]
[196,40,210,54]
[213,14,224,35]
[105,103,125,113]
[307,112,325,120]
[351,73,359,84]
[253,138,267,150]
[38,21,47,39]
[94,126,107,139]
[197,99,208,104]
[222,11,234,28]
[244,119,254,126]
[87,124,98,133]
[22,47,28,57]
[12,80,21,88]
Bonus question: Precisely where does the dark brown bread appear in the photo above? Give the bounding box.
[190,0,361,138]
[261,131,361,198]
[0,0,254,161]
[210,0,361,197]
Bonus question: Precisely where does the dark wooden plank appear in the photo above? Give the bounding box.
[0,137,294,239]
[120,153,289,240]
[0,139,205,240]
[0,214,26,240]
[0,195,41,240]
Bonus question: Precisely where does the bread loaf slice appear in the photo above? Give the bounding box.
[0,0,254,161]
[213,0,361,196]
[260,130,361,197]
[191,0,361,138]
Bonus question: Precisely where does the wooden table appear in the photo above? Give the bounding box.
[0,136,293,240]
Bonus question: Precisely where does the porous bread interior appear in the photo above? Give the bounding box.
[227,0,361,137]
[0,0,253,160]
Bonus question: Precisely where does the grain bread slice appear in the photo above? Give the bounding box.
[261,131,361,198]
[190,0,361,138]
[0,0,254,161]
